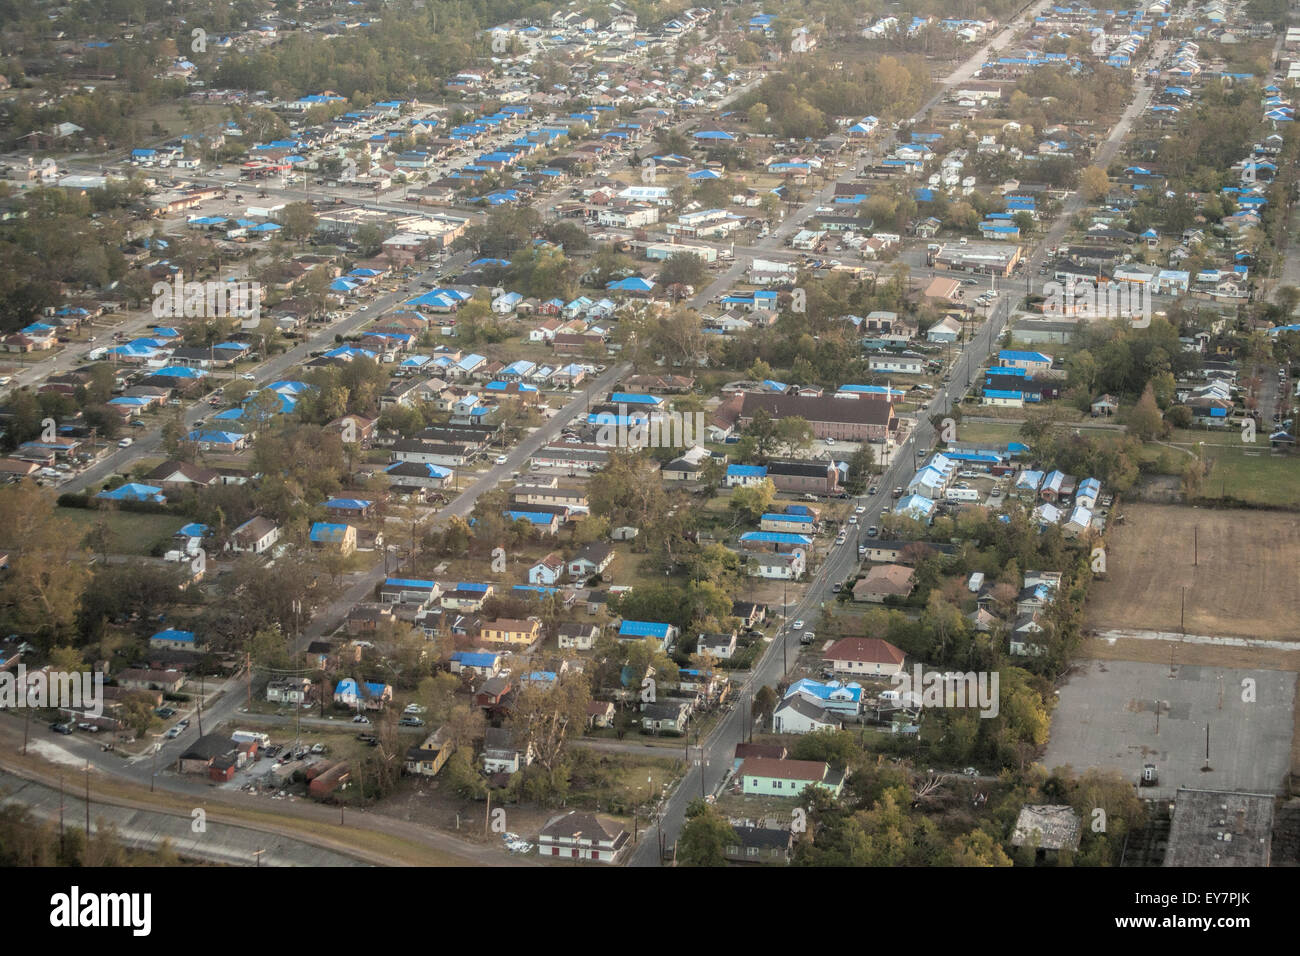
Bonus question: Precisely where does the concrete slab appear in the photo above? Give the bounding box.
[1043,659,1295,799]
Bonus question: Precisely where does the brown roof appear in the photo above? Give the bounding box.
[738,757,829,782]
[855,564,916,595]
[541,810,625,842]
[735,742,787,762]
[823,637,906,665]
[740,392,894,427]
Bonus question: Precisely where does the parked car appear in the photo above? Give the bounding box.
[352,714,371,724]
[50,722,74,735]
[76,722,99,733]
[399,717,425,728]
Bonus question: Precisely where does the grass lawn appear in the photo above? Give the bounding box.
[1195,446,1300,507]
[1143,435,1300,507]
[56,507,180,555]
[947,420,1024,447]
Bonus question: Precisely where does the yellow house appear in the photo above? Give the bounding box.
[404,726,453,777]
[480,617,542,646]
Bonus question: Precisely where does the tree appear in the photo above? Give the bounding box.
[677,799,737,866]
[658,252,707,289]
[508,670,592,775]
[0,483,90,641]
[950,829,1013,867]
[1128,382,1164,441]
[277,202,318,241]
[730,478,776,524]
[1080,166,1110,202]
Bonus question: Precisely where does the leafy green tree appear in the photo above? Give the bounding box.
[677,799,737,866]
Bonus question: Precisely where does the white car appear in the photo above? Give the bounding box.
[854,505,866,515]
[847,516,858,524]
[240,372,256,381]
[352,715,371,724]
[507,840,533,854]
[495,455,508,465]
[791,620,805,631]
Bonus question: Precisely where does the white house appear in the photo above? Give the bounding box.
[538,810,629,863]
[772,694,843,734]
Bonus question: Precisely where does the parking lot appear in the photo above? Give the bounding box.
[1043,659,1296,800]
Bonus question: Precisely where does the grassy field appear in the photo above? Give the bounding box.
[948,420,1025,447]
[1146,431,1300,508]
[56,507,180,555]
[1087,503,1300,640]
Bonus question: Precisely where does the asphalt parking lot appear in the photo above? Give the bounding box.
[1042,659,1296,800]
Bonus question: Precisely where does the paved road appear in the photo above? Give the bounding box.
[628,0,1161,866]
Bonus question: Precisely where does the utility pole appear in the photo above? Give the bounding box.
[84,762,90,836]
[246,651,252,710]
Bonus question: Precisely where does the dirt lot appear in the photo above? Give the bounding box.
[1087,503,1300,641]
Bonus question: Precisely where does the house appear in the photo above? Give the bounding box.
[772,694,843,734]
[378,577,440,606]
[586,700,616,729]
[482,726,532,775]
[538,810,629,863]
[724,825,794,864]
[1090,394,1119,417]
[267,677,311,704]
[822,637,905,677]
[569,541,615,580]
[449,651,501,678]
[528,553,566,586]
[480,618,541,646]
[696,631,738,660]
[333,678,393,711]
[557,622,600,651]
[145,460,219,490]
[641,700,690,735]
[229,515,280,554]
[738,757,844,797]
[309,522,356,554]
[852,564,916,603]
[176,734,237,775]
[149,629,199,652]
[617,620,678,650]
[404,726,453,777]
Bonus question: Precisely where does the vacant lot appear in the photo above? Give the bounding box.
[56,507,179,556]
[1044,659,1295,799]
[1088,504,1300,641]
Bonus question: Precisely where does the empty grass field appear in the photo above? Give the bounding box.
[55,507,180,556]
[1087,503,1300,640]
